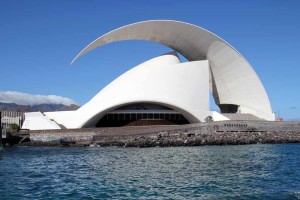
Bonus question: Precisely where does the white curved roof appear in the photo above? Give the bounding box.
[50,53,212,128]
[72,20,274,120]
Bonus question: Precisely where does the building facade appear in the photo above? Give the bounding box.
[1,111,24,137]
[22,20,275,131]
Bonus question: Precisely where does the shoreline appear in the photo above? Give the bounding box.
[16,130,300,148]
[12,121,300,147]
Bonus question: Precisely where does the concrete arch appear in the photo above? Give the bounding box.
[81,101,200,128]
[72,20,274,120]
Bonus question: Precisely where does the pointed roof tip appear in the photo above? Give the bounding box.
[70,58,76,65]
[162,51,178,56]
[71,46,90,65]
[161,51,181,62]
[70,53,81,65]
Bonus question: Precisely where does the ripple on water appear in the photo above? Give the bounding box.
[0,144,300,199]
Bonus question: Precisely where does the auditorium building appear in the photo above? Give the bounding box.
[22,20,275,130]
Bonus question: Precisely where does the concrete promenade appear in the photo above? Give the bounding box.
[14,121,300,147]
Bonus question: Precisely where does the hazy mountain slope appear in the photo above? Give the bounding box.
[0,102,80,112]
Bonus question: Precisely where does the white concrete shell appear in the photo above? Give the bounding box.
[73,20,274,121]
[23,52,228,130]
[22,20,275,131]
[43,52,221,129]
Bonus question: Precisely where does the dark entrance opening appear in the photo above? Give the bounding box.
[96,103,189,127]
[219,104,238,113]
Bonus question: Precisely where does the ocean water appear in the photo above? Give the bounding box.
[0,144,300,199]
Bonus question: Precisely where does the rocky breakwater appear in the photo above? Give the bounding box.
[88,121,300,147]
[16,121,300,147]
[93,130,300,147]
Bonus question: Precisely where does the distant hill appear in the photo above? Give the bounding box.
[0,102,80,112]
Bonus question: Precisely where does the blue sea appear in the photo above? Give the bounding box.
[0,144,300,199]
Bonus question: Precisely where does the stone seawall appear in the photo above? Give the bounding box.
[16,121,300,147]
[122,130,300,147]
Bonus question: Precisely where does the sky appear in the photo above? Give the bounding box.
[0,0,299,120]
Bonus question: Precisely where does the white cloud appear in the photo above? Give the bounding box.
[0,91,78,106]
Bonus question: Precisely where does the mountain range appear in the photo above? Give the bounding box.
[0,102,80,112]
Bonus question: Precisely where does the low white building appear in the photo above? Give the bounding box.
[1,111,24,137]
